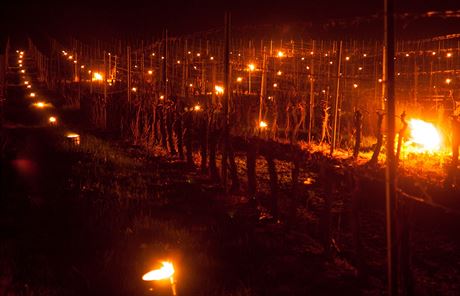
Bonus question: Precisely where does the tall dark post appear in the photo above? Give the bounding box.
[384,0,398,295]
[222,12,231,189]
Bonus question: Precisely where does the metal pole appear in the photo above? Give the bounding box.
[330,41,342,156]
[384,0,398,295]
[222,11,231,190]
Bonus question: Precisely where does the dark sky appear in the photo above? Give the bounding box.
[1,0,459,40]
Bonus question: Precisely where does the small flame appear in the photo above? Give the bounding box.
[405,119,441,153]
[142,262,175,281]
[214,85,224,94]
[92,72,103,81]
[33,102,46,108]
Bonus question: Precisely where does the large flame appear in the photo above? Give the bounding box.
[142,262,175,281]
[405,119,441,153]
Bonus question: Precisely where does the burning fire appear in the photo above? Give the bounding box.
[142,262,175,281]
[404,119,442,153]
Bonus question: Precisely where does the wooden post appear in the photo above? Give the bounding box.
[127,46,131,103]
[330,41,343,155]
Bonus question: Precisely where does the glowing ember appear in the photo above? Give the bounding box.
[66,133,81,145]
[405,119,442,153]
[142,262,175,281]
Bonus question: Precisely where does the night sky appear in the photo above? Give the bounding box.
[1,0,459,41]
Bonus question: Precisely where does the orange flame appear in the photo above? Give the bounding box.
[404,119,442,153]
[142,262,175,281]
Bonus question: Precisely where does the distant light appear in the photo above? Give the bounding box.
[81,65,85,69]
[148,70,153,75]
[301,57,305,61]
[210,56,214,60]
[160,95,164,100]
[405,53,410,57]
[19,51,24,55]
[20,69,25,73]
[49,116,57,124]
[24,81,29,85]
[378,78,383,83]
[73,60,77,64]
[259,121,268,128]
[177,60,181,64]
[273,83,278,88]
[187,51,191,55]
[329,61,333,65]
[189,83,193,87]
[27,85,32,89]
[131,87,137,92]
[306,66,310,70]
[236,77,243,82]
[68,55,73,60]
[397,72,401,76]
[196,53,201,57]
[194,105,201,111]
[353,83,358,88]
[277,70,282,76]
[446,78,452,84]
[432,51,436,56]
[447,53,453,58]
[363,53,367,57]
[18,59,22,63]
[29,92,36,98]
[358,67,363,71]
[277,51,284,58]
[152,53,156,56]
[248,64,255,71]
[161,56,165,60]
[345,56,350,61]
[310,51,314,55]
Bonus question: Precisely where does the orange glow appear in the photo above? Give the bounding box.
[446,78,452,84]
[259,121,268,128]
[447,53,452,58]
[248,64,255,71]
[27,85,32,89]
[49,116,57,123]
[194,105,201,111]
[148,70,153,75]
[131,87,137,92]
[24,81,29,85]
[236,77,243,82]
[277,70,282,76]
[66,133,80,145]
[142,262,175,281]
[277,51,284,57]
[29,92,36,98]
[20,69,25,73]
